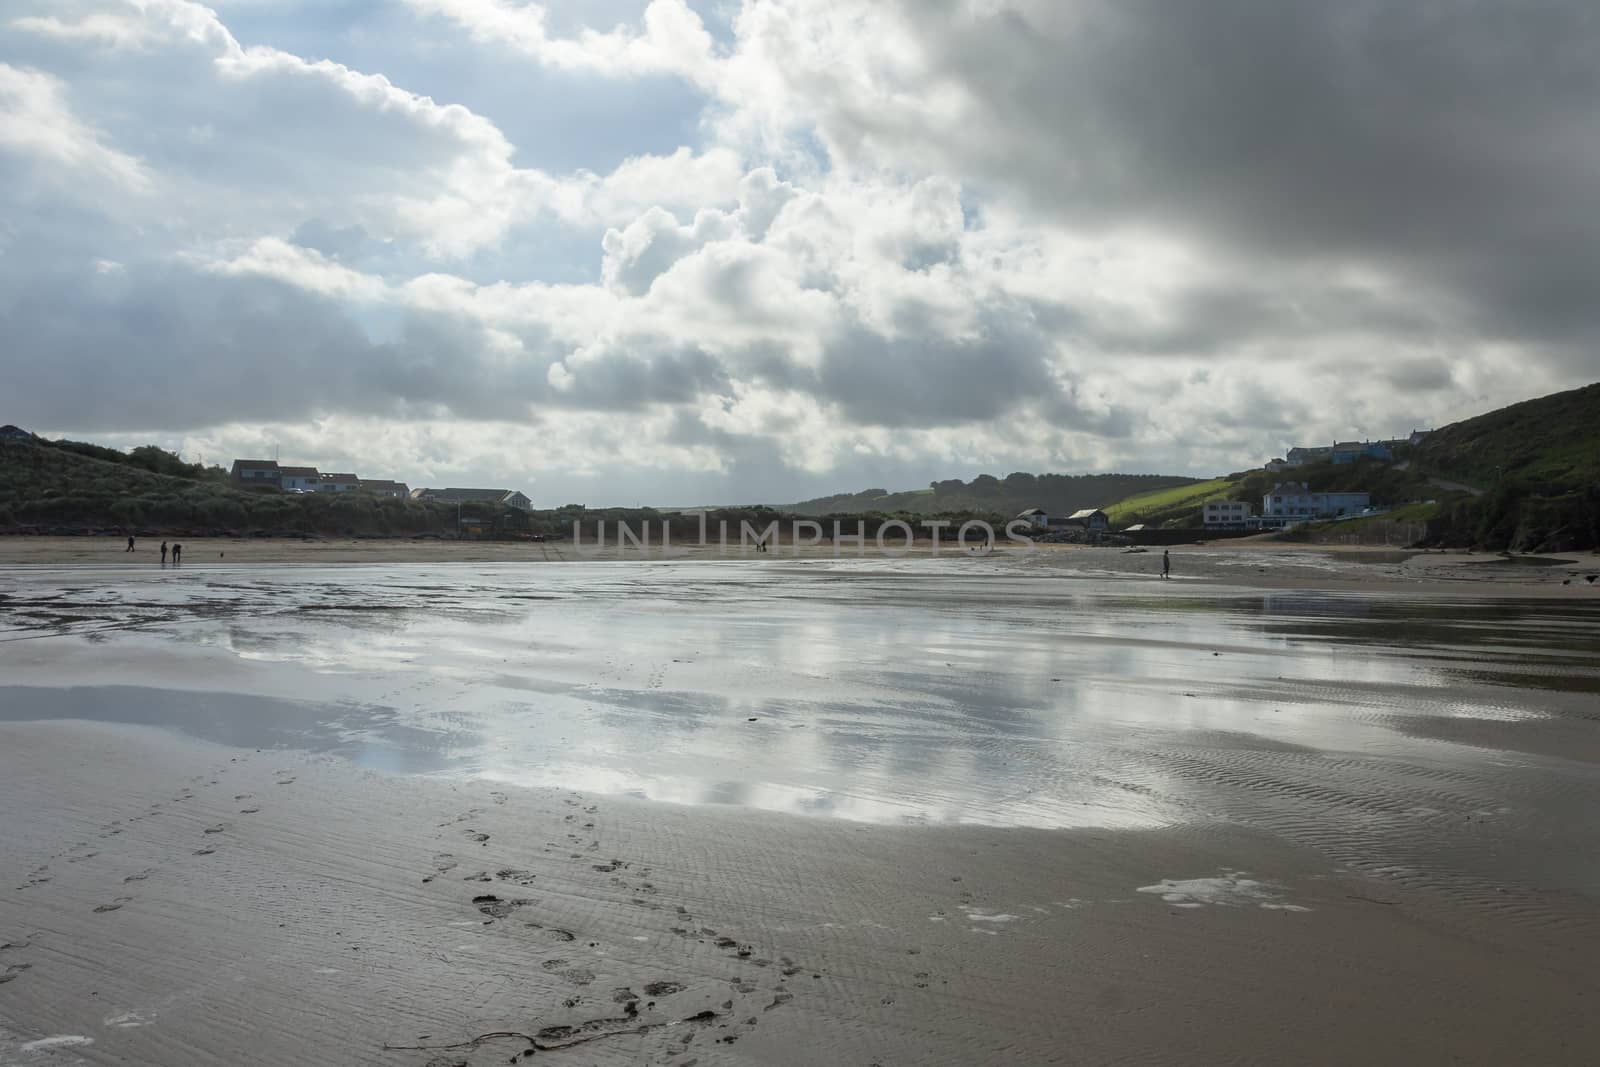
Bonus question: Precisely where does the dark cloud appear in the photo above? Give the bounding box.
[818,311,1057,427]
[895,0,1600,350]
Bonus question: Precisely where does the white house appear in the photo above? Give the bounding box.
[319,472,361,493]
[1016,507,1050,529]
[1261,482,1371,525]
[1202,500,1254,529]
[278,466,322,492]
[1063,508,1110,532]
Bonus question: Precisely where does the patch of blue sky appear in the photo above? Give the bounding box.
[210,0,713,175]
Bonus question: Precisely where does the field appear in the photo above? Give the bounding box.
[1103,476,1239,527]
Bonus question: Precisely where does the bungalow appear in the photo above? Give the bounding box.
[230,459,280,488]
[279,466,322,492]
[1016,507,1050,529]
[319,472,361,493]
[1062,508,1110,532]
[358,479,410,499]
[411,487,533,512]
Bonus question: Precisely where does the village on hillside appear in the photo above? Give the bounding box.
[227,459,531,512]
[1012,430,1434,539]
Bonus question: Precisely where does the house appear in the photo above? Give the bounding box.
[1062,508,1110,532]
[1265,458,1291,472]
[231,459,281,488]
[1331,440,1392,465]
[358,479,410,499]
[1016,507,1050,529]
[1407,429,1432,446]
[1202,500,1254,529]
[278,466,322,492]
[1124,523,1147,532]
[411,487,533,511]
[0,424,33,441]
[1260,482,1371,525]
[1285,446,1333,467]
[319,472,361,493]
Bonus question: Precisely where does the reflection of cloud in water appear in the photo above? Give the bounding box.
[3,561,1598,830]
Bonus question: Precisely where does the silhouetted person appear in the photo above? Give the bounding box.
[126,535,135,552]
[160,541,168,565]
[171,543,182,566]
[1162,549,1171,579]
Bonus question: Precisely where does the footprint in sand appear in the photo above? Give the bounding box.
[202,823,229,834]
[239,807,260,815]
[94,897,133,913]
[490,791,508,806]
[122,870,154,884]
[422,854,458,884]
[193,846,216,856]
[463,830,490,844]
[472,894,532,919]
[0,942,31,985]
[274,776,296,786]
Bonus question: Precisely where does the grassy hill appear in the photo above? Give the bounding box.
[1103,477,1240,528]
[787,472,1200,520]
[1411,382,1600,490]
[0,438,461,536]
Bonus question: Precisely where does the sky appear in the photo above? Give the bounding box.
[3,0,1598,505]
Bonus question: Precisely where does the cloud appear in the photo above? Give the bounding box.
[0,63,149,188]
[3,0,1598,505]
[403,0,719,86]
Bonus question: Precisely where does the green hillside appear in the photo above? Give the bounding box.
[1103,477,1239,527]
[0,438,459,536]
[787,472,1199,519]
[1412,382,1600,490]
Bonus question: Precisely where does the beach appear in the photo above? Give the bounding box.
[2,551,1599,1063]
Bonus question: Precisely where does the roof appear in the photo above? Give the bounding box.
[1066,508,1105,520]
[279,466,320,477]
[420,487,520,503]
[359,479,408,491]
[1017,507,1048,517]
[320,472,359,481]
[232,459,278,470]
[1125,523,1146,531]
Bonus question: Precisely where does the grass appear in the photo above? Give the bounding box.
[1103,477,1238,525]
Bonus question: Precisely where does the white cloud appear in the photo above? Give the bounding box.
[4,0,1597,503]
[0,63,149,188]
[404,0,719,87]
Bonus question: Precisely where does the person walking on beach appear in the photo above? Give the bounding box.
[1162,549,1171,579]
[160,541,168,565]
[126,535,135,552]
[171,543,182,566]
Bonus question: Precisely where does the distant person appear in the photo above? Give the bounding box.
[160,541,169,565]
[171,543,182,566]
[126,535,135,552]
[1162,549,1171,579]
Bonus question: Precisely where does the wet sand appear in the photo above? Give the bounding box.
[2,559,1599,1063]
[3,534,1599,596]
